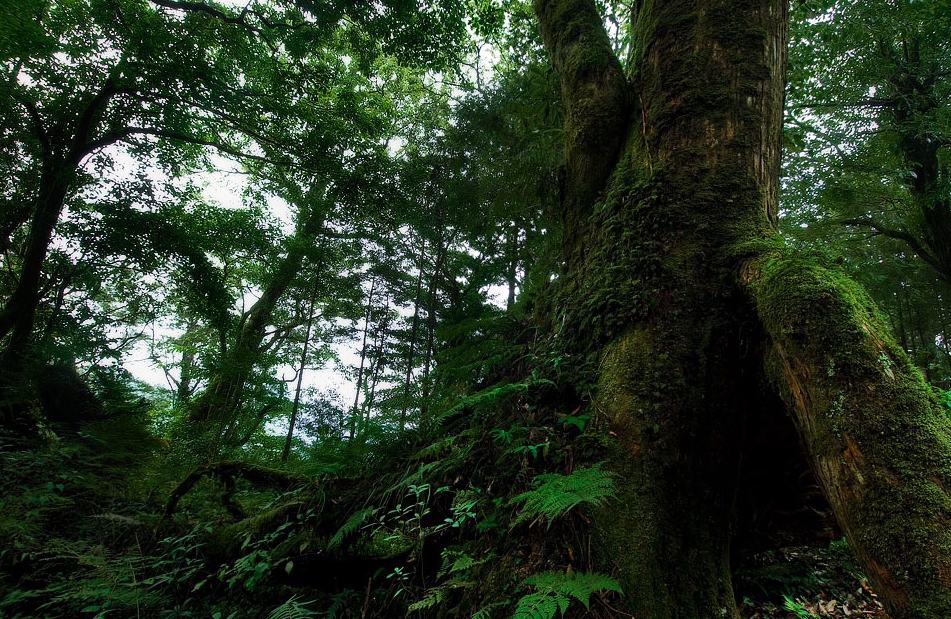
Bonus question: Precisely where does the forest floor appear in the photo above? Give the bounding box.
[734,544,890,619]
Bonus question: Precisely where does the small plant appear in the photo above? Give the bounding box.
[490,425,528,445]
[217,517,305,591]
[328,508,375,550]
[406,548,493,612]
[782,595,811,618]
[877,351,894,378]
[937,387,951,417]
[266,595,318,619]
[513,571,622,619]
[512,442,550,459]
[829,536,850,556]
[509,463,617,529]
[148,523,213,593]
[558,412,589,432]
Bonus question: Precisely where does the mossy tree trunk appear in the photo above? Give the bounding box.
[533,0,951,617]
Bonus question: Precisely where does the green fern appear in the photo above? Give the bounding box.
[523,571,622,608]
[509,463,617,529]
[471,603,501,619]
[318,590,360,619]
[513,591,565,619]
[407,587,444,612]
[514,571,622,619]
[327,508,374,550]
[268,594,319,619]
[441,381,531,418]
[438,548,490,578]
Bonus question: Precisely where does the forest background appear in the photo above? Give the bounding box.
[1,0,950,617]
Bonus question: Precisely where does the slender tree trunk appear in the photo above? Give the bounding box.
[939,295,951,383]
[363,296,390,421]
[534,0,951,617]
[176,318,200,406]
[282,273,321,464]
[419,241,446,422]
[893,286,911,358]
[350,277,376,440]
[400,242,427,429]
[506,224,519,311]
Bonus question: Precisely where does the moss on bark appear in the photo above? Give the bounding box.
[592,324,742,618]
[744,250,951,618]
[530,0,787,617]
[529,0,951,617]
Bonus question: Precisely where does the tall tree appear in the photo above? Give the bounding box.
[532,0,951,617]
[0,0,341,433]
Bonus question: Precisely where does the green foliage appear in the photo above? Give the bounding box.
[268,594,319,619]
[405,548,488,611]
[509,463,617,529]
[0,398,170,618]
[310,590,362,619]
[514,591,565,619]
[442,381,534,418]
[360,482,479,570]
[558,413,589,432]
[147,523,213,595]
[783,0,951,383]
[328,507,375,550]
[513,571,622,619]
[218,507,320,591]
[936,387,951,416]
[16,542,159,617]
[782,595,811,619]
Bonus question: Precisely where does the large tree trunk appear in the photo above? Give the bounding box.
[533,0,951,617]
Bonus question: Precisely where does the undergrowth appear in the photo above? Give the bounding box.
[0,314,883,619]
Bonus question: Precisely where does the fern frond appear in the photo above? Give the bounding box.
[327,508,374,550]
[522,571,623,609]
[320,590,360,619]
[440,381,530,419]
[438,548,491,578]
[410,431,465,461]
[512,591,566,619]
[470,601,504,619]
[267,594,319,619]
[407,587,445,612]
[509,463,617,528]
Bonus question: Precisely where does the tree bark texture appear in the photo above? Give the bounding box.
[533,0,951,617]
[741,253,951,618]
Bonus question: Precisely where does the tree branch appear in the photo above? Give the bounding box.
[163,460,310,519]
[148,0,293,52]
[15,93,52,158]
[66,67,126,165]
[841,216,943,273]
[789,97,896,111]
[532,0,630,269]
[80,126,295,167]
